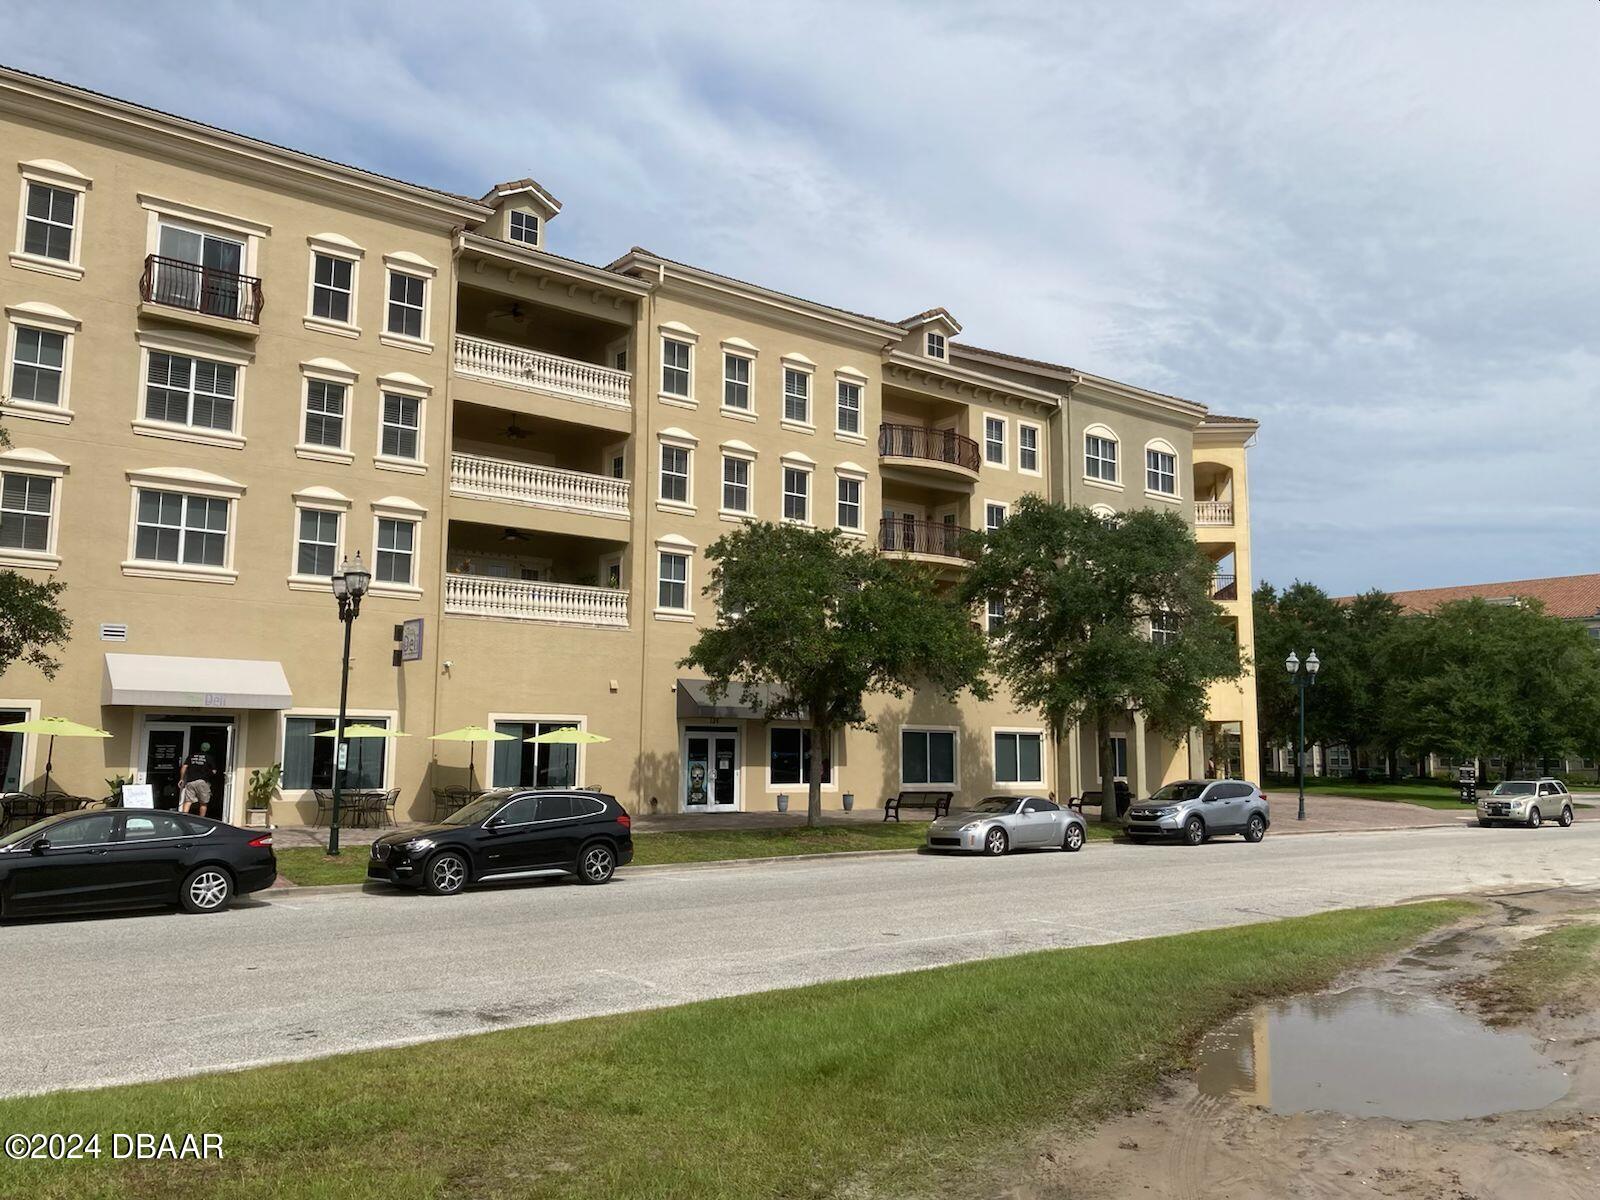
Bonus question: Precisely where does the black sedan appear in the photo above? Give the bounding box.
[368,788,634,895]
[0,808,276,918]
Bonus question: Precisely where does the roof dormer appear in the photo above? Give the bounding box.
[898,307,962,361]
[475,178,562,251]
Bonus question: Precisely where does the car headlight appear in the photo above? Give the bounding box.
[403,837,436,853]
[960,820,984,831]
[1152,807,1178,818]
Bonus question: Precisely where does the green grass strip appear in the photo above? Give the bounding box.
[0,899,1473,1200]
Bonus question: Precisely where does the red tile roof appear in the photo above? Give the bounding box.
[1374,574,1600,621]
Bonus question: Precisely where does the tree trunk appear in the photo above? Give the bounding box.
[1095,711,1118,824]
[807,718,828,828]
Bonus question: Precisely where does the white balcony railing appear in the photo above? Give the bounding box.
[451,452,630,519]
[453,334,631,410]
[1195,500,1234,526]
[444,574,629,628]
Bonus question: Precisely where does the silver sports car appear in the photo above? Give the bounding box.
[925,795,1087,856]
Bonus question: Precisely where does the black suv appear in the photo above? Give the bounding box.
[367,788,634,895]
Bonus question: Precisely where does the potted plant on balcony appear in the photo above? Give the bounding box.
[246,763,281,828]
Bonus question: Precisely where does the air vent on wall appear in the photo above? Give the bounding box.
[99,623,129,642]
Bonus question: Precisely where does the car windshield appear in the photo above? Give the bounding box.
[969,798,1019,814]
[1491,782,1537,797]
[1150,783,1208,803]
[0,813,60,849]
[442,795,507,825]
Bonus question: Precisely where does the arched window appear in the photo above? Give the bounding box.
[1144,438,1178,496]
[1083,424,1119,484]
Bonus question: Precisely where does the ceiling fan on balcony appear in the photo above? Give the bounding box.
[487,301,533,324]
[498,527,532,543]
[502,419,533,440]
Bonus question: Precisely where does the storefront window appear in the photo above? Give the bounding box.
[282,716,388,790]
[492,721,578,788]
[0,709,25,792]
[769,728,830,786]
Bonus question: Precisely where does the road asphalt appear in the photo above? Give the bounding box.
[4,822,1599,1098]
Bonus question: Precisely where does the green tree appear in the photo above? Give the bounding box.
[1385,598,1600,777]
[1251,581,1349,763]
[1338,590,1406,777]
[681,521,990,826]
[0,416,71,678]
[960,497,1243,822]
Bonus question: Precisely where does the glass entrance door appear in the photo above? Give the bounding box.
[683,730,739,812]
[142,724,188,811]
[140,720,233,820]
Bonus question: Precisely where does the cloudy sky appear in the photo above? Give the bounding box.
[10,1,1596,594]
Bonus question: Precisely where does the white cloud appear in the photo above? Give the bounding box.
[9,0,1597,593]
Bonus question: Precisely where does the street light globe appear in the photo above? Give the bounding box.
[1306,649,1321,676]
[331,565,349,599]
[346,550,372,598]
[1285,650,1300,675]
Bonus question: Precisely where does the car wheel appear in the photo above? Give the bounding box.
[425,851,469,896]
[578,841,616,885]
[1560,806,1575,827]
[984,827,1009,856]
[1063,824,1085,853]
[1244,813,1266,843]
[180,866,233,914]
[1183,816,1206,846]
[1528,806,1542,830]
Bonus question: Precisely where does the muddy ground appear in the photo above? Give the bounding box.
[976,888,1600,1200]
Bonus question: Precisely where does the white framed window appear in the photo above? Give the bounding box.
[926,331,946,360]
[994,730,1044,784]
[985,501,1007,533]
[282,712,393,792]
[295,508,341,579]
[1145,441,1178,496]
[1151,609,1178,647]
[375,516,416,586]
[7,325,66,408]
[303,379,348,451]
[509,209,540,246]
[769,726,832,788]
[722,454,751,514]
[836,475,862,531]
[901,727,956,786]
[984,415,1007,466]
[782,464,811,524]
[380,392,422,461]
[139,348,243,445]
[12,162,89,279]
[660,443,690,503]
[986,596,1005,634]
[133,489,229,568]
[783,367,811,425]
[1018,421,1041,474]
[310,253,354,324]
[657,549,690,612]
[0,470,57,561]
[1085,426,1119,485]
[385,270,427,340]
[723,353,751,410]
[836,378,862,435]
[662,337,692,398]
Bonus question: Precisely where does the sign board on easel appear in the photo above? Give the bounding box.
[121,784,155,809]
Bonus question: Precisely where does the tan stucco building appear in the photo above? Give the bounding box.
[0,65,1259,823]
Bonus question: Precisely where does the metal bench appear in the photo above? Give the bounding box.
[883,790,953,821]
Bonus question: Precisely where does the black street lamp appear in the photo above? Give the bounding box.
[327,552,372,855]
[1285,648,1320,821]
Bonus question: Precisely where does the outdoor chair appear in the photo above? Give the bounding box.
[311,789,334,827]
[383,788,400,826]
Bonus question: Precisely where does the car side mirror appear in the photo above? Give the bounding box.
[485,816,505,830]
[30,837,50,855]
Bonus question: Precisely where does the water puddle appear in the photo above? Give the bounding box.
[1195,987,1569,1120]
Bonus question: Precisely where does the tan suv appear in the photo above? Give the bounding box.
[1477,779,1575,829]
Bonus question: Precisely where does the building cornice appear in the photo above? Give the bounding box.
[0,66,490,230]
[883,349,1061,411]
[459,233,650,303]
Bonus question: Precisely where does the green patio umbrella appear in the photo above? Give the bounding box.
[523,728,611,745]
[0,716,113,797]
[311,724,408,739]
[429,725,515,788]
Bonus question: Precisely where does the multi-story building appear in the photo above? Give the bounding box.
[0,65,1259,822]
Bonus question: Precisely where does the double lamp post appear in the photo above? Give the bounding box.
[326,553,372,855]
[1285,648,1320,821]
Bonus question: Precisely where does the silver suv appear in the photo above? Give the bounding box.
[1125,780,1270,845]
[1477,779,1575,829]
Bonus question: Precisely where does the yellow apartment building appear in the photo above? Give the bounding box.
[0,65,1258,823]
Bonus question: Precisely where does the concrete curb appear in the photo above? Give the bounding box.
[268,820,1481,895]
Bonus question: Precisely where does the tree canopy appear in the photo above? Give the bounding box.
[959,497,1243,818]
[680,521,990,825]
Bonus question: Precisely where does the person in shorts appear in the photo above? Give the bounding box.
[179,744,215,817]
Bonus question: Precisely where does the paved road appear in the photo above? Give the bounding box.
[4,823,1600,1098]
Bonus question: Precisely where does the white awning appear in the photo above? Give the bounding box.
[102,654,294,710]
